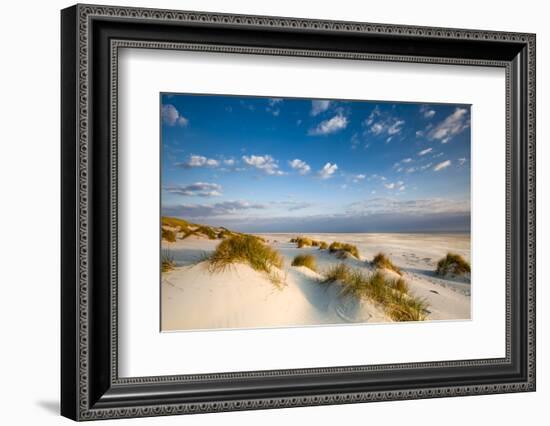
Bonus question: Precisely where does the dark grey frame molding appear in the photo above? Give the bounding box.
[61,4,536,421]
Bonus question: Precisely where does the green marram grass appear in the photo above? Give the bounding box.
[161,228,176,243]
[161,216,250,242]
[291,254,317,272]
[322,263,428,322]
[209,234,284,277]
[161,250,176,273]
[371,252,402,275]
[328,241,360,259]
[435,253,471,276]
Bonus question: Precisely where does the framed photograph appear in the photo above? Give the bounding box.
[61,4,536,421]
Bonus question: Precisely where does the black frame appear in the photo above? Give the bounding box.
[61,4,536,421]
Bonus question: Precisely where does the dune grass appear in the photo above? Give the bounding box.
[217,229,234,239]
[161,228,177,243]
[297,237,313,248]
[290,236,313,248]
[386,277,409,294]
[161,250,176,273]
[161,216,191,231]
[291,236,329,249]
[162,216,247,241]
[436,253,471,276]
[328,241,360,259]
[371,252,402,275]
[291,254,317,272]
[322,263,428,322]
[208,235,284,286]
[197,225,217,240]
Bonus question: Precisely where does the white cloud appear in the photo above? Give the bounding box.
[177,155,219,168]
[388,120,405,135]
[434,160,452,171]
[416,130,424,138]
[308,114,348,135]
[384,180,405,190]
[458,157,467,166]
[420,162,433,171]
[310,100,331,116]
[402,158,413,163]
[352,174,366,183]
[223,158,236,166]
[365,107,380,126]
[242,154,284,175]
[163,200,266,218]
[418,148,433,156]
[161,104,189,126]
[420,105,436,119]
[347,197,470,215]
[266,98,283,116]
[164,182,222,198]
[271,200,313,211]
[365,107,405,137]
[371,122,384,135]
[318,162,338,179]
[288,159,311,175]
[429,107,470,142]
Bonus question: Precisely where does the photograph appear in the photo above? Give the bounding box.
[160,94,472,332]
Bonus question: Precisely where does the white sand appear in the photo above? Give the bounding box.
[162,233,470,331]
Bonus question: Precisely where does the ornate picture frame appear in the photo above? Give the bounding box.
[61,4,535,421]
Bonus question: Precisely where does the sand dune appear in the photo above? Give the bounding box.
[161,233,470,331]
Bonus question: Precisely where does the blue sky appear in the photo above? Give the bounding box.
[161,93,471,233]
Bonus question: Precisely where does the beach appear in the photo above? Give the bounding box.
[161,232,471,332]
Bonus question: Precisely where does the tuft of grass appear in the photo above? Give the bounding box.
[319,241,329,250]
[162,217,191,233]
[295,237,313,248]
[291,254,317,272]
[311,240,320,247]
[217,229,233,239]
[329,241,360,258]
[436,253,471,276]
[161,228,176,242]
[323,263,352,283]
[371,252,402,275]
[197,225,217,240]
[321,263,427,322]
[252,234,267,243]
[209,235,283,276]
[387,277,409,293]
[161,250,176,273]
[385,292,429,322]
